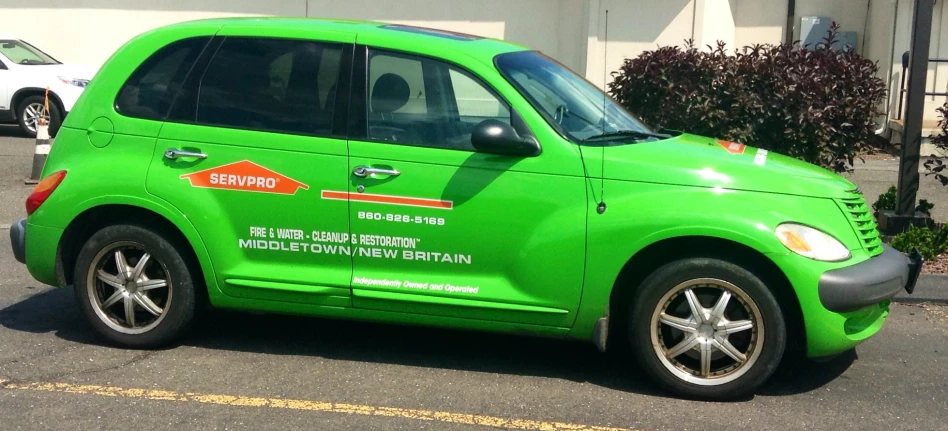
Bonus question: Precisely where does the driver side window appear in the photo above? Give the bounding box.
[367,49,510,151]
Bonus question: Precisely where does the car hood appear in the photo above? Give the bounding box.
[15,63,97,80]
[598,133,858,199]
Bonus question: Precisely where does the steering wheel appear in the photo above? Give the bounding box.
[369,126,412,143]
[553,104,569,125]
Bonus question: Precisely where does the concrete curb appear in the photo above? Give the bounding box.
[893,274,948,304]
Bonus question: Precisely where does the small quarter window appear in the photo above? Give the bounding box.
[448,69,509,124]
[115,37,210,121]
[195,37,344,136]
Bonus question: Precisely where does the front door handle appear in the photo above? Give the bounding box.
[353,166,400,178]
[164,149,207,160]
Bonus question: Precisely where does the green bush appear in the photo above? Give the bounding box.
[873,186,897,212]
[871,185,934,217]
[935,101,948,149]
[923,100,948,185]
[608,22,886,173]
[891,224,948,261]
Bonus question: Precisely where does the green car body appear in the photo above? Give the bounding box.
[10,18,920,398]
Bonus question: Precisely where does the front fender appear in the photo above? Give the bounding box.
[568,181,853,340]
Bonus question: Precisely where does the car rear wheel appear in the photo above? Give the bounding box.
[629,257,786,400]
[17,95,62,138]
[74,224,198,348]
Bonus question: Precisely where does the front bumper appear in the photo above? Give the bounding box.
[10,218,26,264]
[818,245,922,313]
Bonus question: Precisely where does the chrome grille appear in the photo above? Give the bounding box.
[837,196,883,256]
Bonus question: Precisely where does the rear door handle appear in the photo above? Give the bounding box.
[164,149,207,160]
[353,166,400,178]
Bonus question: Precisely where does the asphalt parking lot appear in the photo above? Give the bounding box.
[1,128,947,431]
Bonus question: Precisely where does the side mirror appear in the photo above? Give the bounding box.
[471,119,540,157]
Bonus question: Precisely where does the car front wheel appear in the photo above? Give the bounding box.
[629,257,786,400]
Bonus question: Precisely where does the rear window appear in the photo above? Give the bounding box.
[115,37,210,121]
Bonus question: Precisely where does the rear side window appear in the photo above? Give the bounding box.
[115,37,210,120]
[195,37,344,136]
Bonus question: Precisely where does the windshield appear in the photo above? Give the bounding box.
[495,51,653,143]
[0,40,59,65]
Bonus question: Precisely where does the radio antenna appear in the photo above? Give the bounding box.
[597,9,609,215]
[602,9,609,136]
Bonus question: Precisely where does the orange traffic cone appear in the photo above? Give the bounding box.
[25,88,51,185]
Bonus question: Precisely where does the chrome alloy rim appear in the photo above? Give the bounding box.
[649,278,764,386]
[87,242,172,334]
[23,102,49,133]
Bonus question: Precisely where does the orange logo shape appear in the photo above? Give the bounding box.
[180,160,309,195]
[321,190,453,210]
[717,140,746,155]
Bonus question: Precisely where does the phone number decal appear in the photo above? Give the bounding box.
[358,211,445,226]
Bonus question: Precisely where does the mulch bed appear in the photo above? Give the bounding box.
[923,253,948,274]
[855,138,902,162]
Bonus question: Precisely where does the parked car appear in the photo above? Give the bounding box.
[8,18,921,400]
[0,36,95,137]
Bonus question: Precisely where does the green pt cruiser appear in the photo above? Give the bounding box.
[8,18,922,399]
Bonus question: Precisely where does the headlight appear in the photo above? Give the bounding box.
[58,76,90,88]
[775,223,851,262]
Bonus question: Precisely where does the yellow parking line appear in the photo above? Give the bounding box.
[0,378,642,431]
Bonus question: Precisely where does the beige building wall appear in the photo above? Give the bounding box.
[733,0,785,47]
[0,1,307,67]
[0,0,944,123]
[305,0,589,75]
[583,0,699,89]
[0,0,588,74]
[871,0,948,124]
[919,0,948,123]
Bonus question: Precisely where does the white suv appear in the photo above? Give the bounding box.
[0,36,95,137]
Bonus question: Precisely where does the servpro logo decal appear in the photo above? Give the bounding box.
[179,160,309,195]
[717,140,746,155]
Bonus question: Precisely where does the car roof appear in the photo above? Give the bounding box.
[163,17,529,64]
[0,35,18,40]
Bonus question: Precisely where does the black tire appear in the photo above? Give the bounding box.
[16,95,62,138]
[629,257,786,400]
[74,224,198,348]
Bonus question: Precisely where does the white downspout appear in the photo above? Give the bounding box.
[878,0,902,135]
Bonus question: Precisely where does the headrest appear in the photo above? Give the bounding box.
[371,73,410,114]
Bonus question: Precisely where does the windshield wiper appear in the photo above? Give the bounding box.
[582,130,671,143]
